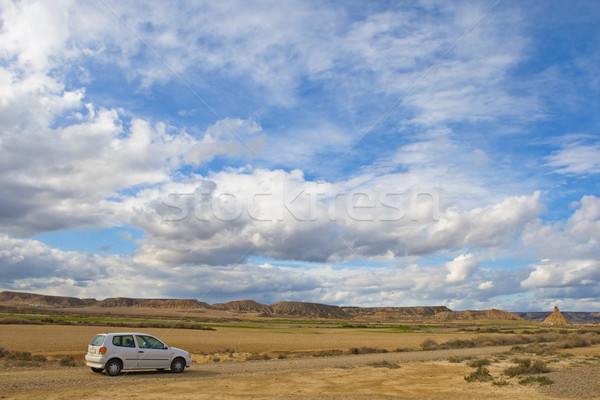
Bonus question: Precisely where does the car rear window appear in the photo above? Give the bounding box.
[89,335,106,346]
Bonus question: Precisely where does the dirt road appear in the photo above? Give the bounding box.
[0,345,574,399]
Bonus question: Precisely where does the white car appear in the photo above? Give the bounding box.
[85,332,192,376]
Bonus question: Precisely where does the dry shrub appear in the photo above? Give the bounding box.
[59,355,78,367]
[534,332,560,343]
[511,343,557,356]
[5,350,32,361]
[464,366,493,383]
[246,353,270,361]
[518,376,553,386]
[314,349,344,357]
[447,355,472,363]
[467,358,491,368]
[349,347,387,355]
[420,339,439,351]
[504,358,550,377]
[0,318,42,325]
[555,334,590,349]
[367,360,400,369]
[443,339,477,349]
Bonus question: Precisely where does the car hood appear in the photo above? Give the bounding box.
[170,346,189,356]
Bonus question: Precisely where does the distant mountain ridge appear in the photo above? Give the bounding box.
[0,290,527,321]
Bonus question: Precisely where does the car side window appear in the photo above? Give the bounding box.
[113,335,135,348]
[136,335,165,349]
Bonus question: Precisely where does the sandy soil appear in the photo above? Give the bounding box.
[0,346,561,400]
[2,324,600,399]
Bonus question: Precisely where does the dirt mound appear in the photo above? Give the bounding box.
[433,309,523,321]
[0,290,93,307]
[542,306,572,326]
[212,300,272,313]
[134,299,210,309]
[270,301,347,319]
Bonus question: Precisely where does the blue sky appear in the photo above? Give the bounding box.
[1,0,600,311]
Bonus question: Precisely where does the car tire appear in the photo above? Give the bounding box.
[91,367,103,373]
[105,359,122,376]
[170,357,185,373]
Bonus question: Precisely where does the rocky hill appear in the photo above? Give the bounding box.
[0,290,547,322]
[343,306,450,319]
[433,309,523,321]
[134,299,210,309]
[270,301,348,318]
[97,297,144,307]
[542,306,572,326]
[212,300,272,313]
[0,290,94,307]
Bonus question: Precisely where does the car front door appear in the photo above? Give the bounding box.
[135,335,171,369]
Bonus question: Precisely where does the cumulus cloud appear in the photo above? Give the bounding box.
[128,167,544,268]
[446,254,478,282]
[1,1,599,311]
[521,259,600,289]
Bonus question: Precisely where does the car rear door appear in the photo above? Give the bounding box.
[135,334,171,369]
[111,334,138,369]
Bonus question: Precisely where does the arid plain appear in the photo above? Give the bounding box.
[1,292,600,399]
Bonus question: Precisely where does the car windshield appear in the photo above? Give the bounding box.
[89,335,106,346]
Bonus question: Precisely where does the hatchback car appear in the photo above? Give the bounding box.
[85,332,192,376]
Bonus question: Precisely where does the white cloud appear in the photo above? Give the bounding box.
[546,139,600,175]
[521,259,600,289]
[446,254,478,282]
[128,168,544,268]
[478,281,494,290]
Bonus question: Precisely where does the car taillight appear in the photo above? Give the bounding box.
[99,347,107,355]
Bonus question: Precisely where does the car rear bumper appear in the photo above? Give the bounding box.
[85,354,106,368]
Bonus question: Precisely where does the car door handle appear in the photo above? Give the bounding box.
[138,351,144,353]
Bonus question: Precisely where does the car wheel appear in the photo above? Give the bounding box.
[170,357,185,373]
[105,359,122,376]
[91,367,103,373]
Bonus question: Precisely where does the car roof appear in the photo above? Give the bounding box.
[96,332,155,336]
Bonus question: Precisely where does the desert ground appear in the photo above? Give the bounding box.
[2,324,600,399]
